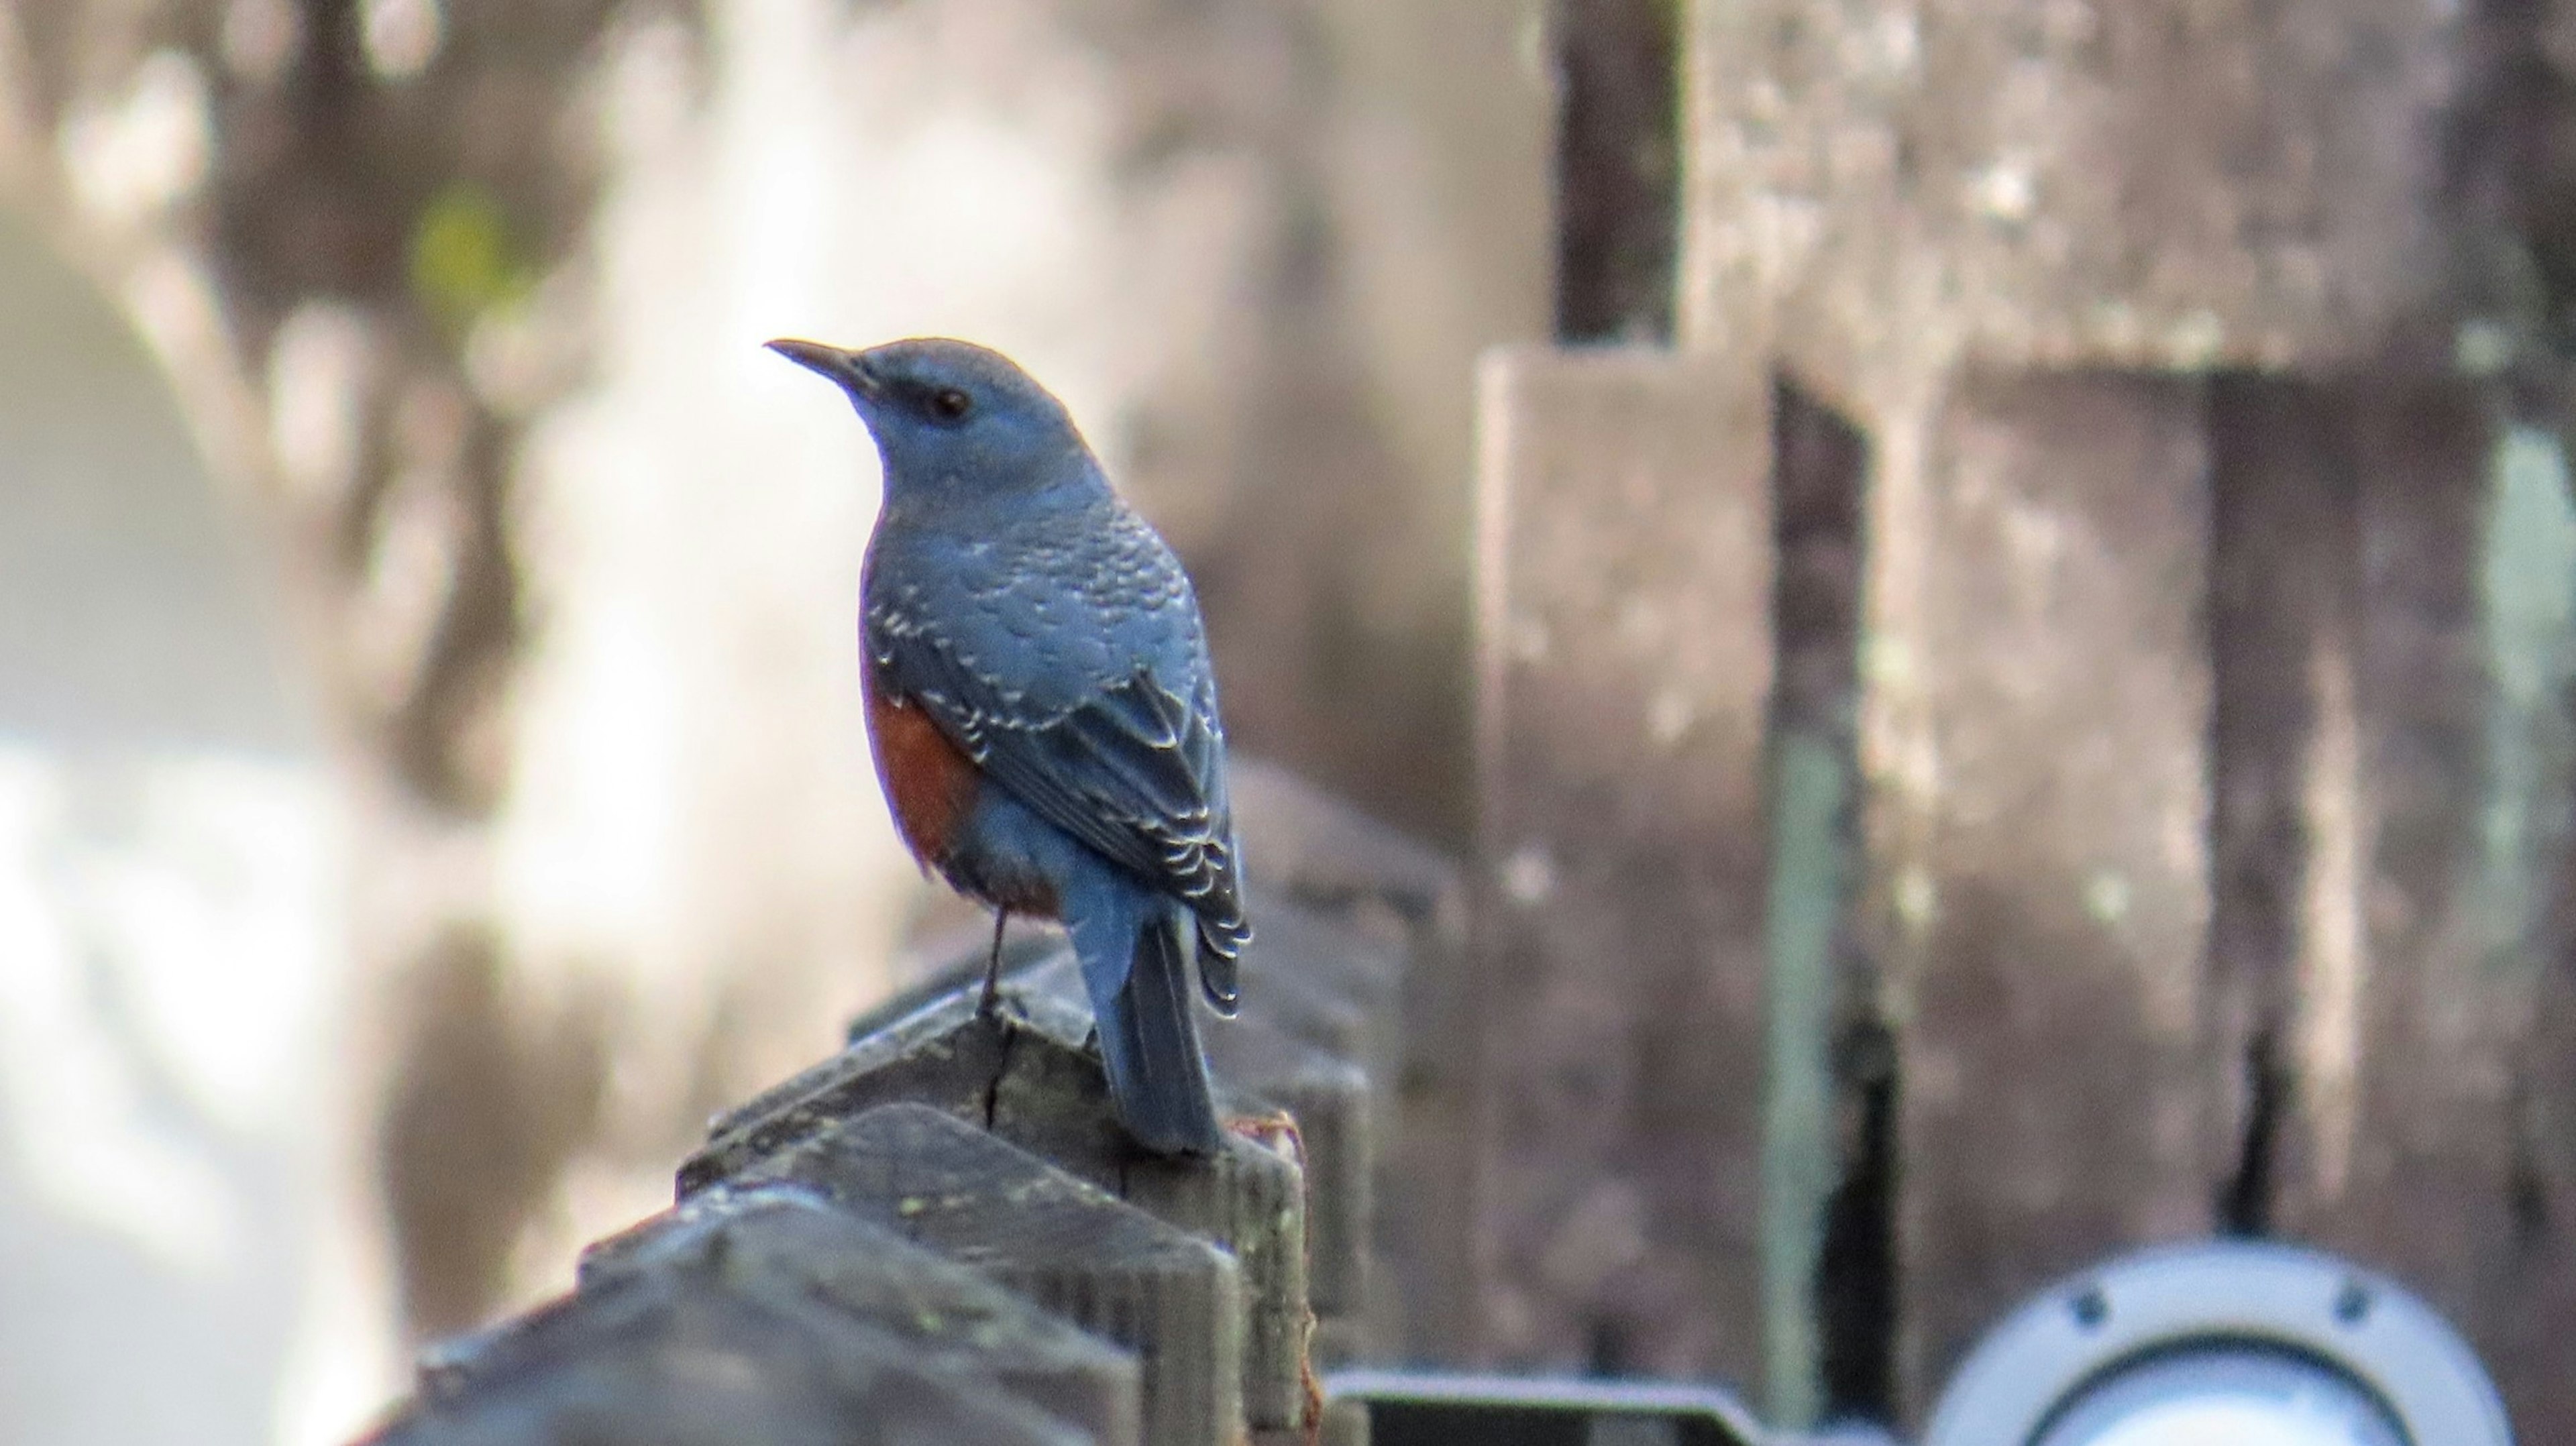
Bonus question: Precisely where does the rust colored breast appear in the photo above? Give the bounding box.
[863,672,981,867]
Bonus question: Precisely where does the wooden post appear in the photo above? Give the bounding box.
[1674,0,2574,1427]
[1003,924,1385,1361]
[354,762,1443,1446]
[576,1184,1142,1445]
[877,870,1407,1362]
[1232,761,1470,1359]
[370,1233,1093,1446]
[1472,347,1775,1380]
[682,989,1310,1436]
[2251,392,2576,1443]
[1868,371,2217,1401]
[737,1103,1244,1446]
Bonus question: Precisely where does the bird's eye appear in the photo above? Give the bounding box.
[928,388,973,422]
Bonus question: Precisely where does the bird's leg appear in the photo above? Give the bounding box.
[977,907,1010,1017]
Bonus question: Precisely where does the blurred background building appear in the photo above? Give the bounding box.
[0,2,1546,1442]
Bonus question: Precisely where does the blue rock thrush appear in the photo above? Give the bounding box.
[768,335,1247,1156]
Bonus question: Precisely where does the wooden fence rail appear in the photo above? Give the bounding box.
[356,763,1460,1446]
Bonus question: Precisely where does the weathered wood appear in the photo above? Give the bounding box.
[733,1103,1244,1446]
[1674,1,2576,1433]
[2202,382,2576,1441]
[1112,1125,1309,1435]
[1006,946,1376,1332]
[1868,372,2216,1414]
[883,887,1391,1337]
[685,990,1041,1192]
[1210,1014,1373,1332]
[1684,0,2506,379]
[2204,376,2356,1241]
[683,988,1311,1433]
[371,1265,1089,1446]
[366,766,1456,1446]
[1231,759,1470,1361]
[2237,387,2576,1444]
[1472,347,1774,1377]
[576,1182,1141,1446]
[1230,894,1407,1089]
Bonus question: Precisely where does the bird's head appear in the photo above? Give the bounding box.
[766,335,1099,517]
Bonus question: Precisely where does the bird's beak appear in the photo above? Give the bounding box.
[765,338,878,398]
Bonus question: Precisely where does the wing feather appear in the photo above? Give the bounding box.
[867,579,1250,1011]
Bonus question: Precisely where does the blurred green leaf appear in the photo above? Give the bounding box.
[409,183,533,333]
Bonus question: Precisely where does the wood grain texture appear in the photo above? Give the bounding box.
[734,1103,1242,1446]
[2248,387,2576,1445]
[1472,347,1774,1378]
[687,996,1310,1435]
[372,1255,1089,1446]
[576,1182,1140,1446]
[1209,759,1464,1358]
[1007,944,1379,1330]
[1866,372,2216,1415]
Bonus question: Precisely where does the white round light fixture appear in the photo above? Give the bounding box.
[1924,1241,2511,1446]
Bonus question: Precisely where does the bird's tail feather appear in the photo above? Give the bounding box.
[1197,926,1240,1017]
[1095,909,1223,1156]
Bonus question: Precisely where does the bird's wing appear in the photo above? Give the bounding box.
[866,525,1250,1002]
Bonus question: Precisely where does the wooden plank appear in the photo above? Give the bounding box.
[1870,371,2216,1414]
[1008,946,1377,1333]
[1212,893,1407,1089]
[1107,1113,1309,1435]
[1472,347,1774,1378]
[736,1103,1243,1446]
[1682,0,2482,374]
[759,797,1415,1366]
[1229,759,1470,1361]
[684,991,1036,1194]
[576,1183,1140,1446]
[902,893,1390,1338]
[372,1266,1089,1446]
[1207,1012,1373,1334]
[1230,757,1462,935]
[2253,386,2576,1442]
[2204,376,2357,1239]
[684,988,1311,1434]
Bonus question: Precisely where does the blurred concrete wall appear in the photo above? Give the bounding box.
[0,1,1545,1441]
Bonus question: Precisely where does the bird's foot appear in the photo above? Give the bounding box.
[1226,1108,1305,1166]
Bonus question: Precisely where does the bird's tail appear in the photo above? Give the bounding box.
[1093,907,1223,1156]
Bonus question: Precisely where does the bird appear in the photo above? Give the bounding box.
[768,335,1248,1156]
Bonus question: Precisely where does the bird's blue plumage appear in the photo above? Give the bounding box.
[769,335,1246,1154]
